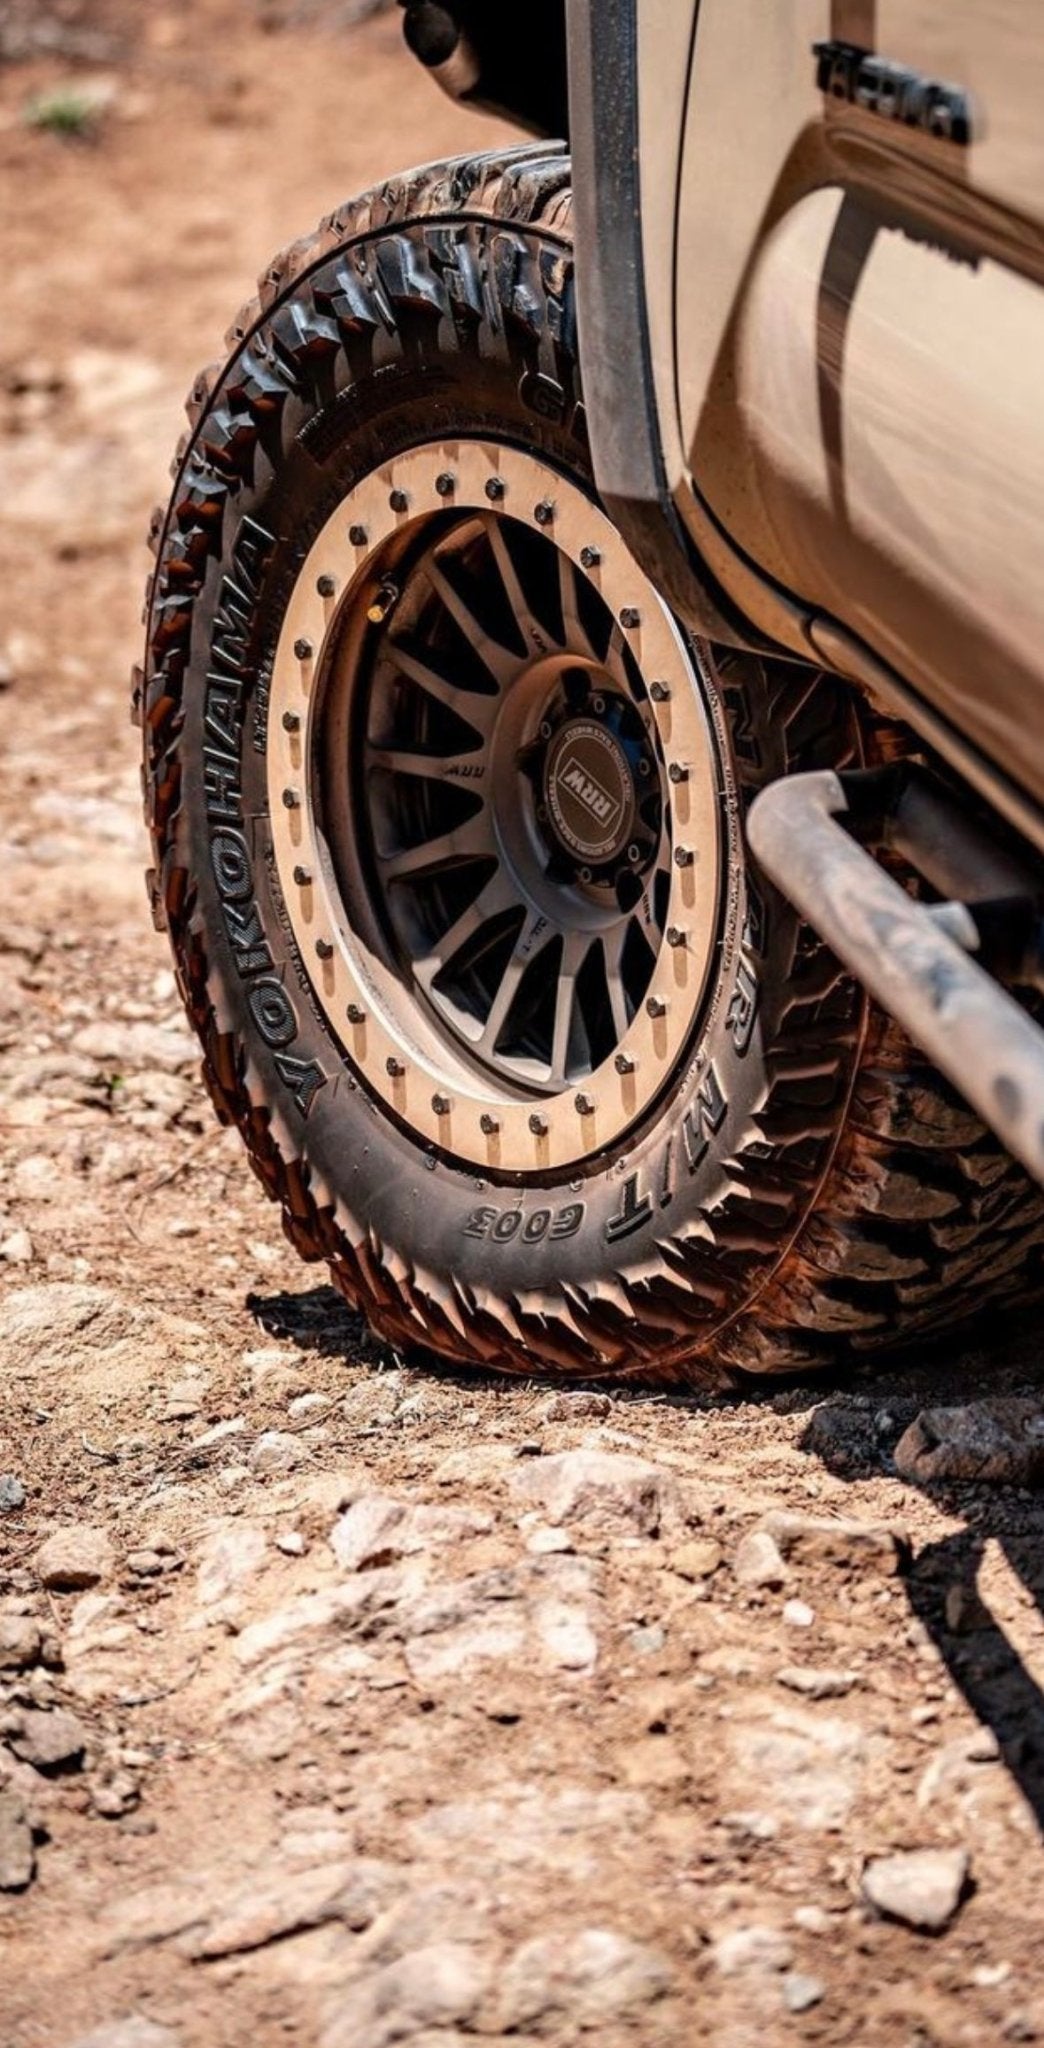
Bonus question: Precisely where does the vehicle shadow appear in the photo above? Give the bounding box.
[795,1335,1044,1841]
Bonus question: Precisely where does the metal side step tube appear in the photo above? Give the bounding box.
[747,770,1044,1188]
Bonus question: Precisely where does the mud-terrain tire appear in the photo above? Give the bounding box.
[138,143,1044,1386]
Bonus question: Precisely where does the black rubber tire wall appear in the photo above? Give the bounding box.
[138,143,1044,1387]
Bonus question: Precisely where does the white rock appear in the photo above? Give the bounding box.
[321,1941,493,2048]
[783,1599,816,1628]
[0,1227,33,1265]
[783,1972,826,2013]
[330,1494,492,1571]
[494,1927,671,2030]
[713,1925,794,1977]
[734,1529,788,1589]
[195,1523,268,1610]
[65,2022,181,2048]
[510,1448,678,1536]
[249,1430,307,1476]
[861,1847,970,1931]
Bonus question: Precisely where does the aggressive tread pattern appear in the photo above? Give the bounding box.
[140,142,1044,1387]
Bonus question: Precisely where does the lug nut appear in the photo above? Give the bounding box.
[621,606,641,629]
[348,523,368,547]
[432,1093,452,1116]
[539,721,553,741]
[316,573,337,597]
[674,846,694,867]
[435,471,455,497]
[575,1093,595,1116]
[293,637,313,663]
[316,937,334,960]
[650,680,671,702]
[528,1113,548,1137]
[386,1056,405,1079]
[626,843,642,865]
[534,500,554,526]
[579,866,592,884]
[614,1052,636,1075]
[346,1003,366,1025]
[293,864,312,886]
[282,788,300,810]
[668,762,689,783]
[591,694,605,714]
[485,476,505,502]
[580,545,601,570]
[646,994,667,1019]
[389,488,410,513]
[480,1113,500,1136]
[282,710,301,732]
[666,926,686,948]
[637,757,651,777]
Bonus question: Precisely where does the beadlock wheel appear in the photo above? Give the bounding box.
[140,145,1044,1386]
[270,440,723,1174]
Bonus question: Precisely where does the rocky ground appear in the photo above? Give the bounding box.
[2,6,1044,2045]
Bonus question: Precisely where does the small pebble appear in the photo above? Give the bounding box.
[783,1599,815,1628]
[275,1532,306,1557]
[783,1972,826,2014]
[0,1475,26,1514]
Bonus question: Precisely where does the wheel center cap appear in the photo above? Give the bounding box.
[543,719,636,867]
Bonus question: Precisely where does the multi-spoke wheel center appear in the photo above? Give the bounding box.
[269,441,724,1172]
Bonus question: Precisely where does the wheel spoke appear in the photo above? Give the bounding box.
[550,932,588,1085]
[382,812,488,884]
[367,743,485,783]
[414,870,520,991]
[601,925,631,1042]
[425,557,521,689]
[477,913,555,1057]
[388,643,499,739]
[484,516,531,632]
[558,554,599,661]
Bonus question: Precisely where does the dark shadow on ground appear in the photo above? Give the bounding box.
[797,1337,1044,1840]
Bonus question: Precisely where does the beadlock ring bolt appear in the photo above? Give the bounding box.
[666,927,686,948]
[529,1113,548,1136]
[647,995,667,1019]
[316,938,334,960]
[534,501,554,525]
[615,1052,636,1074]
[650,680,670,702]
[675,846,694,867]
[386,1056,405,1079]
[575,1093,595,1116]
[580,546,601,570]
[480,1113,500,1136]
[669,762,689,783]
[389,488,409,513]
[293,637,313,662]
[621,606,641,628]
[435,472,455,497]
[346,1004,366,1025]
[485,477,506,502]
[293,864,311,886]
[282,710,300,733]
[432,1093,452,1116]
[282,788,300,810]
[349,523,368,547]
[316,573,337,598]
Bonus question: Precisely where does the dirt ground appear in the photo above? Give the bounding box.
[3,6,1044,2045]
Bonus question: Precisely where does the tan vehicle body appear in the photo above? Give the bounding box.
[638,2,1044,831]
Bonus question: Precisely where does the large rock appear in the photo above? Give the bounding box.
[35,1525,114,1591]
[321,1941,494,2048]
[493,1928,672,2031]
[861,1847,970,1930]
[510,1448,678,1536]
[894,1401,1044,1487]
[759,1510,909,1575]
[10,1706,89,1772]
[192,1858,396,1959]
[330,1494,492,1571]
